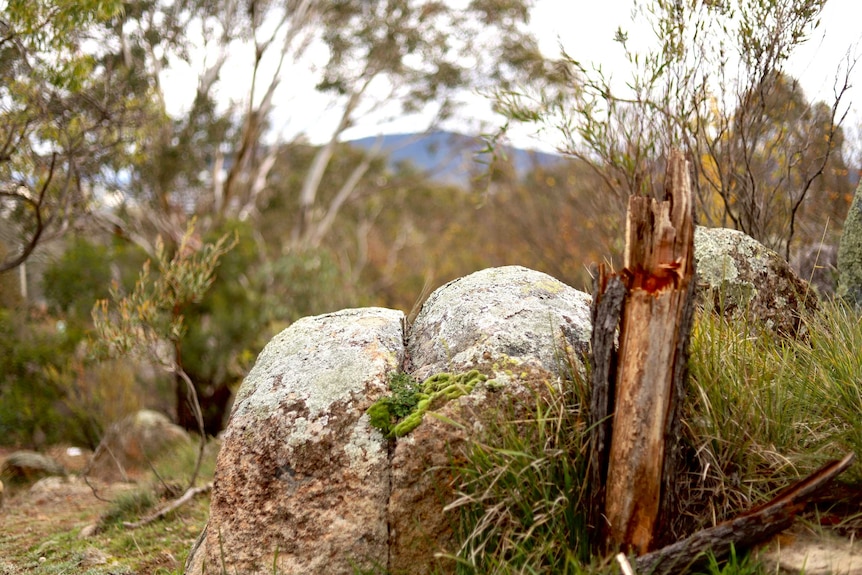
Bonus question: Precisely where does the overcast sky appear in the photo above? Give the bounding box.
[536,0,861,100]
[513,0,862,150]
[161,0,862,151]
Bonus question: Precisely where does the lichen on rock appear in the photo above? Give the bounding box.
[693,226,817,335]
[406,265,592,380]
[188,306,405,575]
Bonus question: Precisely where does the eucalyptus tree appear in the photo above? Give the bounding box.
[103,0,558,253]
[85,0,558,431]
[0,0,145,272]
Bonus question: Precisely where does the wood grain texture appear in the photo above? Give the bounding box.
[591,150,696,554]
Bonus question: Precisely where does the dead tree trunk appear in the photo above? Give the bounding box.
[589,150,697,554]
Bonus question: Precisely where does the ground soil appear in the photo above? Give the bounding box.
[0,446,209,575]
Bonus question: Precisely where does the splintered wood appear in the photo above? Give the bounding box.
[589,150,696,554]
[588,150,856,571]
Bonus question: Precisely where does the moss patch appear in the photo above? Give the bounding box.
[368,370,492,438]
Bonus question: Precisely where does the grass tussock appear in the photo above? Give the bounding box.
[444,353,608,575]
[687,299,862,523]
[446,300,861,574]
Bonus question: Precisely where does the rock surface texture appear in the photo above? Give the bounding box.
[838,179,862,307]
[390,266,592,574]
[186,266,592,575]
[693,226,818,335]
[406,266,592,381]
[187,307,405,575]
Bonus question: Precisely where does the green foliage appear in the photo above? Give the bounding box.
[179,222,274,412]
[0,307,86,446]
[367,372,421,438]
[438,302,860,574]
[99,489,157,527]
[687,299,862,522]
[43,238,113,320]
[367,370,489,439]
[495,0,851,260]
[91,220,236,363]
[838,181,862,307]
[695,545,766,575]
[0,0,146,273]
[263,247,355,325]
[90,217,236,484]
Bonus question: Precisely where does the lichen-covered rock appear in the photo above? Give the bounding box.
[694,227,818,335]
[838,180,862,307]
[89,410,191,481]
[186,307,405,575]
[0,451,66,485]
[388,266,592,574]
[406,265,592,380]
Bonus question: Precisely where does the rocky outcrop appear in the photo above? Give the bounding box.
[390,267,592,574]
[187,307,404,575]
[694,226,818,335]
[187,242,810,574]
[186,266,592,575]
[89,410,191,482]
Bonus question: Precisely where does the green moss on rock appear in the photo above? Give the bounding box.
[367,370,492,439]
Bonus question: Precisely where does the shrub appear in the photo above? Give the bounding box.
[838,181,862,308]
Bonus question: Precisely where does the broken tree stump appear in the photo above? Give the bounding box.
[589,150,697,554]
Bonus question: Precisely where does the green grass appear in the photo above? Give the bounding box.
[687,298,862,520]
[444,300,861,574]
[98,488,157,526]
[444,352,601,575]
[694,545,769,575]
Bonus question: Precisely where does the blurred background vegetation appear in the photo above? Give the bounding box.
[1,0,859,448]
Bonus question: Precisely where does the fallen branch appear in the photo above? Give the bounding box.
[123,483,213,529]
[634,452,856,575]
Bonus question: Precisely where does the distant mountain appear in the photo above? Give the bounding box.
[347,131,563,187]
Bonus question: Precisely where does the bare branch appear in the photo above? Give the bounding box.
[0,153,56,273]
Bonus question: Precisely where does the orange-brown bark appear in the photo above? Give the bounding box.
[591,150,696,554]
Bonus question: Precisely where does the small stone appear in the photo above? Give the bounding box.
[0,451,66,485]
[79,524,101,538]
[758,527,862,575]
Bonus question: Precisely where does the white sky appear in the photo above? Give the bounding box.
[523,0,862,150]
[160,0,862,151]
